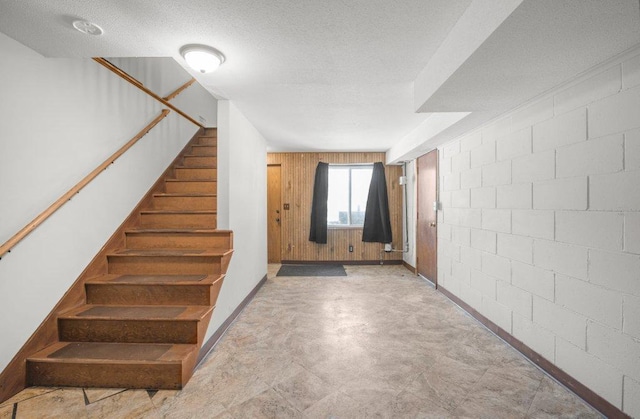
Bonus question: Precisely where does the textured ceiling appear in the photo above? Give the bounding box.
[0,0,471,151]
[1,0,639,154]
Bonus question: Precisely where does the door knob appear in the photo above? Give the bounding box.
[429,222,436,227]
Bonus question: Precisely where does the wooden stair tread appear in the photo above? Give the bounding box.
[139,210,217,214]
[125,229,230,234]
[174,165,216,169]
[183,154,216,157]
[59,304,212,320]
[153,193,217,197]
[29,342,196,363]
[108,248,230,256]
[84,275,224,306]
[124,230,232,252]
[85,274,222,285]
[28,342,198,389]
[165,179,217,182]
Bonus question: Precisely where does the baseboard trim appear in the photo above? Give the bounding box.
[437,285,630,419]
[196,274,268,366]
[280,260,403,265]
[402,260,417,274]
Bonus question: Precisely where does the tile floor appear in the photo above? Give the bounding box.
[0,265,601,418]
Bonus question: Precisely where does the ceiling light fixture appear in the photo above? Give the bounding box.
[72,20,104,36]
[180,44,225,74]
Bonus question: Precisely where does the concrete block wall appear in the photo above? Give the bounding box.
[437,50,640,417]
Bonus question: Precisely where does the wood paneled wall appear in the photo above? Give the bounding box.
[267,153,403,262]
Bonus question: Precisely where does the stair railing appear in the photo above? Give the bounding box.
[164,78,196,101]
[0,110,170,258]
[0,58,205,259]
[93,58,204,128]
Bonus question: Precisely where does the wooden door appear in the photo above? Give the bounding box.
[417,150,438,285]
[267,165,282,263]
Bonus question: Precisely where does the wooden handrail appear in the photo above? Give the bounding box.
[164,78,196,101]
[0,110,171,259]
[98,59,145,89]
[93,58,204,128]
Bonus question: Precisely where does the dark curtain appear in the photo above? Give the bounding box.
[309,162,329,244]
[362,162,392,243]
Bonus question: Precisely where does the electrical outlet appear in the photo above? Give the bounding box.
[349,245,353,252]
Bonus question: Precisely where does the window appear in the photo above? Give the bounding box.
[327,165,373,227]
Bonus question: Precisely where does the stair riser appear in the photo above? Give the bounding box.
[139,213,217,229]
[175,167,217,180]
[198,137,216,146]
[152,196,217,211]
[59,319,199,344]
[107,256,223,275]
[86,280,222,306]
[183,156,217,166]
[191,146,217,156]
[165,181,217,194]
[126,232,232,249]
[27,362,187,389]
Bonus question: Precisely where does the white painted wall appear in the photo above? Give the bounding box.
[402,161,417,268]
[0,33,214,372]
[108,57,218,127]
[430,49,640,417]
[206,100,267,340]
[413,0,523,112]
[172,80,218,128]
[386,112,470,165]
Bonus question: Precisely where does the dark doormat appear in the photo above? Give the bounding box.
[276,264,347,277]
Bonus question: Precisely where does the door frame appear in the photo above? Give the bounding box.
[267,164,282,263]
[416,149,438,287]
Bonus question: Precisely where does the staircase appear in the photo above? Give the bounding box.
[26,128,232,390]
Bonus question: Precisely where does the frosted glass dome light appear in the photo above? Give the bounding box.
[180,45,225,74]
